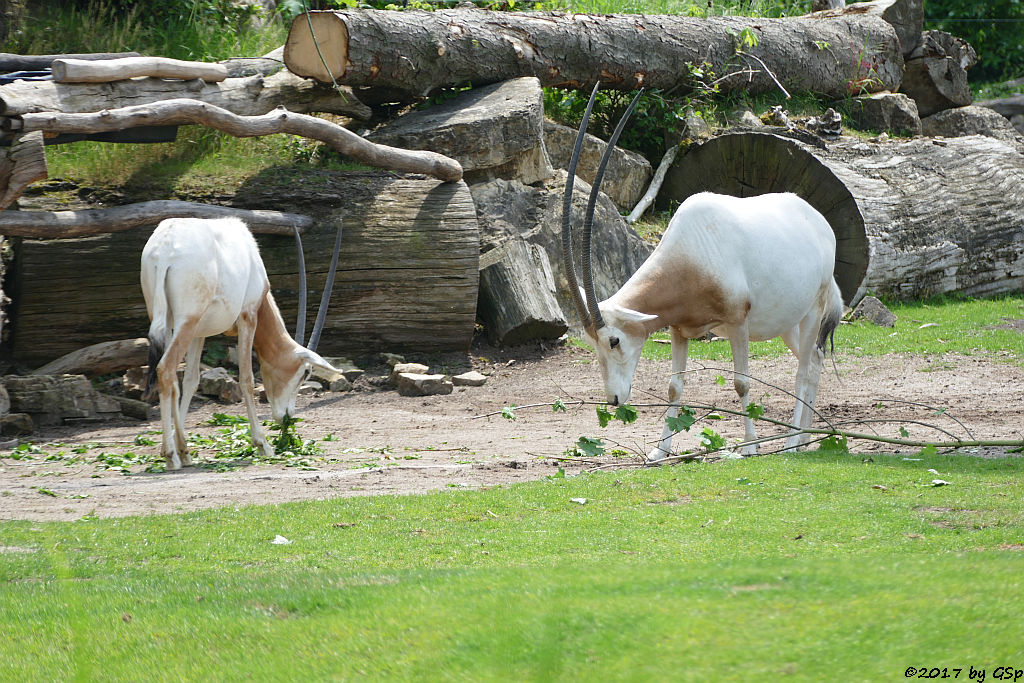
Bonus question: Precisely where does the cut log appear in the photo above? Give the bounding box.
[0,69,371,119]
[0,201,313,238]
[477,238,568,345]
[284,2,906,99]
[11,98,462,182]
[0,52,141,73]
[899,30,975,117]
[0,130,46,210]
[662,131,1024,303]
[977,94,1024,119]
[51,56,228,83]
[6,173,479,366]
[30,338,149,378]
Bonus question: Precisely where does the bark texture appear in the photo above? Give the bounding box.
[662,131,1024,303]
[11,98,462,182]
[284,4,904,99]
[0,130,46,210]
[30,338,150,378]
[6,173,480,366]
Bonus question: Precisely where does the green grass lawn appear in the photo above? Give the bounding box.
[2,450,1022,679]
[638,294,1024,365]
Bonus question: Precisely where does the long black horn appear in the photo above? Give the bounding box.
[582,88,644,330]
[307,218,343,353]
[293,224,308,345]
[562,82,601,333]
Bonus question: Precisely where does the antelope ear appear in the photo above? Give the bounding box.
[296,348,343,381]
[608,305,658,326]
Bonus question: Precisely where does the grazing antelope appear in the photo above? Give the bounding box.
[141,216,342,470]
[563,85,844,460]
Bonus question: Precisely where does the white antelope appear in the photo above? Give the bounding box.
[141,216,342,470]
[563,85,844,460]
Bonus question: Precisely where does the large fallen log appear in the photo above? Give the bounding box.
[6,173,480,366]
[0,201,313,238]
[284,1,908,99]
[8,98,462,182]
[662,131,1024,303]
[30,338,150,378]
[0,69,371,119]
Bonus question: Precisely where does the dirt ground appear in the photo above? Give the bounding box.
[1,342,1021,522]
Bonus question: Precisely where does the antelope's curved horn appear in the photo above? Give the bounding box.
[307,218,343,353]
[293,224,308,345]
[582,88,644,331]
[562,82,601,333]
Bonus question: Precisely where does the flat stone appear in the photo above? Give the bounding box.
[452,371,487,387]
[389,363,430,386]
[395,373,453,397]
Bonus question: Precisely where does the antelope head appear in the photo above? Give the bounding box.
[561,83,648,406]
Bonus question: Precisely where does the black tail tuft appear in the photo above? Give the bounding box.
[816,302,842,355]
[142,335,164,403]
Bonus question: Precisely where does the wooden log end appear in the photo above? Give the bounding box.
[284,11,350,84]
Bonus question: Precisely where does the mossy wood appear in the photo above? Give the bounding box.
[5,174,480,367]
[663,131,1024,303]
[284,1,908,99]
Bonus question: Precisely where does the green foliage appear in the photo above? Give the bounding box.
[570,435,606,457]
[924,0,1024,82]
[698,426,727,451]
[665,406,697,433]
[595,403,639,427]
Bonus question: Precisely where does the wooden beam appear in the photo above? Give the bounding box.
[0,52,141,73]
[51,56,228,83]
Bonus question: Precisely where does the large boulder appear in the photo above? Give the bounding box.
[922,106,1023,146]
[368,77,552,185]
[2,374,122,426]
[543,120,653,212]
[846,92,921,136]
[471,170,653,338]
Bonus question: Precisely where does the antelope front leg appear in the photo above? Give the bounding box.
[236,313,275,460]
[728,328,758,456]
[648,329,688,462]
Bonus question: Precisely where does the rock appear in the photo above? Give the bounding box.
[395,373,453,397]
[380,353,405,368]
[802,108,843,137]
[109,395,152,420]
[737,110,765,128]
[325,375,352,392]
[0,412,34,436]
[0,384,9,417]
[2,374,122,426]
[452,370,487,387]
[298,380,321,395]
[846,92,921,136]
[470,172,653,335]
[388,362,429,386]
[900,32,975,117]
[851,296,897,327]
[368,77,552,185]
[198,367,243,403]
[1012,114,1024,135]
[322,357,364,383]
[123,366,147,399]
[543,120,653,211]
[922,106,1023,145]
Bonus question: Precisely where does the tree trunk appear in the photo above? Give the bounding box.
[662,131,1024,303]
[0,69,370,119]
[284,2,907,99]
[9,98,462,183]
[30,338,150,377]
[51,56,228,83]
[5,173,479,367]
[0,201,313,237]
